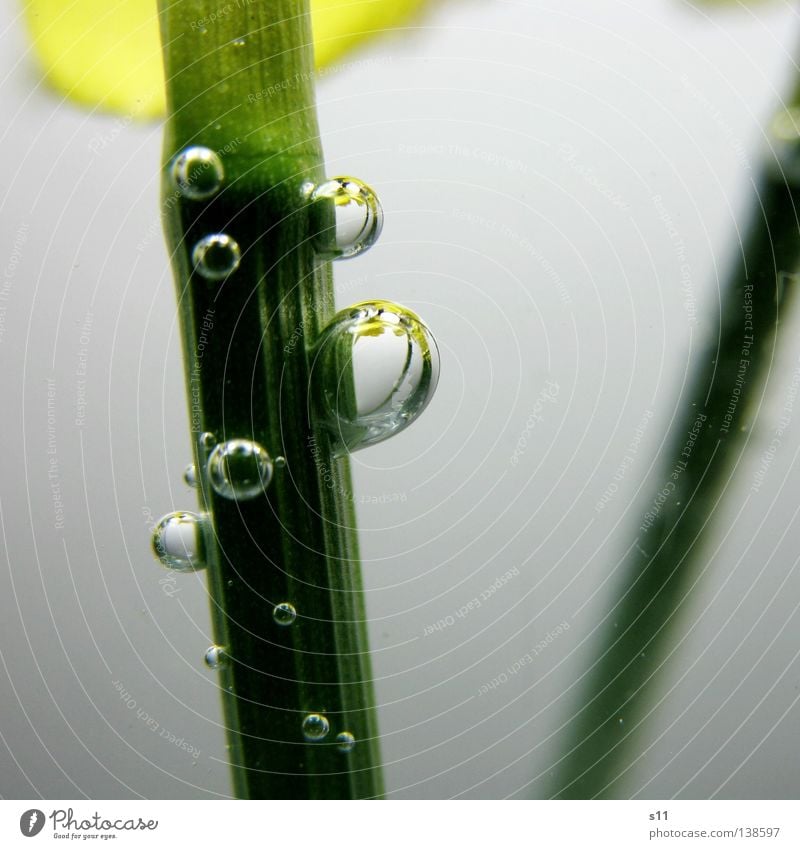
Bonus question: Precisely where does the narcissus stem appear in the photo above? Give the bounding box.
[156,0,383,799]
[551,110,800,798]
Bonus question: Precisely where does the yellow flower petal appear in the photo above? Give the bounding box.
[22,0,429,119]
[312,0,429,68]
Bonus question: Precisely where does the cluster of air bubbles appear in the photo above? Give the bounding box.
[207,439,273,500]
[309,177,383,260]
[151,512,207,572]
[170,146,224,201]
[302,713,330,741]
[311,300,440,453]
[204,645,227,669]
[159,161,439,720]
[272,602,297,627]
[192,234,241,281]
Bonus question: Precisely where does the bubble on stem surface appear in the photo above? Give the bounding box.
[152,511,207,572]
[302,713,330,741]
[312,301,440,453]
[207,439,273,500]
[336,731,356,753]
[204,645,227,669]
[170,146,224,201]
[272,602,297,627]
[192,233,241,281]
[310,177,383,260]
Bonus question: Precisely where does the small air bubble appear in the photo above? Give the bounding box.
[192,233,241,281]
[184,464,198,488]
[207,439,273,500]
[273,602,297,627]
[204,645,227,669]
[170,146,224,201]
[336,731,356,753]
[302,713,330,741]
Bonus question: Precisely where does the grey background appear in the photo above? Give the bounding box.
[1,0,800,799]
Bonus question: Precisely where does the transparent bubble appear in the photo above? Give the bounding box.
[170,146,224,201]
[312,301,440,452]
[183,464,198,488]
[310,177,383,260]
[272,602,297,627]
[200,432,216,450]
[207,439,273,500]
[336,731,356,753]
[302,713,330,741]
[192,234,241,280]
[151,512,206,571]
[204,645,227,669]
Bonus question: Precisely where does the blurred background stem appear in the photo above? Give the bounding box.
[550,89,800,798]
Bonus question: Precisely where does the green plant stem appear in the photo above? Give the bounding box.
[550,116,800,798]
[156,0,383,799]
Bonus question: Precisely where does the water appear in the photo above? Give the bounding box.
[151,511,206,571]
[312,301,440,452]
[272,602,297,627]
[204,645,227,669]
[336,731,356,753]
[207,439,273,499]
[302,713,330,741]
[183,464,198,488]
[192,234,241,281]
[170,146,224,201]
[310,177,383,260]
